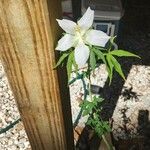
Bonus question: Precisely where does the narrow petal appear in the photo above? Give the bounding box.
[56,34,75,51]
[85,30,110,47]
[77,7,94,32]
[74,42,90,67]
[56,19,76,34]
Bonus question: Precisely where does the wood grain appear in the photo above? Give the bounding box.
[0,0,73,149]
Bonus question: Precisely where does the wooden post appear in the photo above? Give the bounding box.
[0,0,74,150]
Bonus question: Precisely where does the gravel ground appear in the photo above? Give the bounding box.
[0,63,31,150]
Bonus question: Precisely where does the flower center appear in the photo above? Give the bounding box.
[75,25,81,33]
[75,25,84,43]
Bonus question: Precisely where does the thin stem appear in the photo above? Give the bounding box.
[102,135,113,150]
[88,63,92,102]
[89,78,92,101]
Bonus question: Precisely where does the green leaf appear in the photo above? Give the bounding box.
[90,50,96,70]
[86,118,93,126]
[94,46,107,51]
[110,50,140,58]
[93,96,104,105]
[92,48,106,64]
[66,52,74,81]
[106,54,114,84]
[83,109,90,116]
[79,100,90,109]
[92,49,112,80]
[72,56,78,75]
[54,52,69,68]
[110,55,126,80]
[80,100,96,116]
[102,122,112,132]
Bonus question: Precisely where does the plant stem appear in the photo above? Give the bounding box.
[102,134,113,150]
[88,63,92,102]
[89,78,92,101]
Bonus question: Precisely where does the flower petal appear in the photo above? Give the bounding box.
[56,34,75,51]
[85,29,110,47]
[56,19,76,34]
[74,42,90,67]
[77,7,94,32]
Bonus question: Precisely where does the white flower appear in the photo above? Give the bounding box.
[56,7,110,67]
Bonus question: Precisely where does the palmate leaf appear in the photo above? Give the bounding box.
[90,50,96,70]
[110,55,125,80]
[67,51,74,81]
[54,52,69,68]
[110,50,140,58]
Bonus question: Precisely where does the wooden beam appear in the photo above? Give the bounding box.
[0,0,74,149]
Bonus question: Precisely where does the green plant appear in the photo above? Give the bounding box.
[55,7,140,150]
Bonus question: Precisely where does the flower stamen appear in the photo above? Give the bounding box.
[75,25,81,33]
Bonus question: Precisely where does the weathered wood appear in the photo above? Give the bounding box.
[0,0,74,149]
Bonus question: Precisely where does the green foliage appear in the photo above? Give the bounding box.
[86,114,111,137]
[67,51,75,81]
[80,96,111,137]
[72,55,78,75]
[55,50,78,81]
[55,36,140,85]
[54,52,69,68]
[92,47,106,64]
[93,46,107,51]
[109,55,125,80]
[80,100,94,116]
[91,46,139,84]
[80,96,103,116]
[104,49,139,83]
[110,50,140,58]
[56,36,140,149]
[106,54,114,84]
[106,53,125,83]
[90,50,96,70]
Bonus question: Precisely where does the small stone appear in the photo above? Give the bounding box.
[19,137,27,143]
[8,140,13,145]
